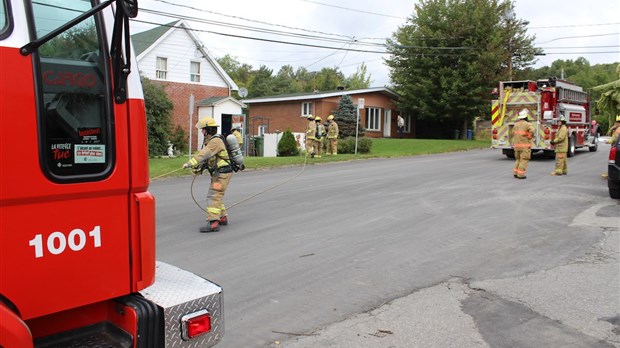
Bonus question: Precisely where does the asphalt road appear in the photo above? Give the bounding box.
[150,143,619,348]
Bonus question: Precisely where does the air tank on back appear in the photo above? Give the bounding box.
[226,134,245,171]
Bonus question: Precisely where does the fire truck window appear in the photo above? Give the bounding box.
[0,0,10,39]
[32,0,112,180]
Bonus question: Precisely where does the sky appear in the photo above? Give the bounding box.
[131,0,620,88]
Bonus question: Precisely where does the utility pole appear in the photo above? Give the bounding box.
[188,94,194,160]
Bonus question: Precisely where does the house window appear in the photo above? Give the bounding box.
[365,107,381,131]
[301,102,313,117]
[156,57,168,80]
[190,61,200,82]
[258,124,268,136]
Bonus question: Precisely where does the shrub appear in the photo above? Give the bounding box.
[337,137,372,154]
[277,128,299,156]
[170,125,187,153]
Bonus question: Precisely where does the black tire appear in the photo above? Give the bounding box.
[610,180,620,199]
[567,135,576,157]
[589,143,598,152]
[505,151,515,159]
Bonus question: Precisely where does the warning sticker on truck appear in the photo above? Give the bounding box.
[75,144,105,163]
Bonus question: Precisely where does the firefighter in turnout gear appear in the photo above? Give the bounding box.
[326,114,339,155]
[511,109,535,179]
[305,115,317,157]
[183,117,234,232]
[315,116,325,158]
[550,115,569,176]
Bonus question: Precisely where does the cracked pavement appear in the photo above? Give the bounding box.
[274,203,620,348]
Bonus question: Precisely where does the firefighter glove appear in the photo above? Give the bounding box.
[183,158,199,169]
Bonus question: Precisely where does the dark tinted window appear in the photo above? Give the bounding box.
[33,0,113,180]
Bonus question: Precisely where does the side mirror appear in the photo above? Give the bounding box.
[119,0,138,18]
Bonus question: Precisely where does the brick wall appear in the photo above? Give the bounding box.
[246,92,405,139]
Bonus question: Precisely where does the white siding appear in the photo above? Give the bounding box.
[137,28,228,87]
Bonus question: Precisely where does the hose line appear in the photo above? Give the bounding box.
[190,154,310,213]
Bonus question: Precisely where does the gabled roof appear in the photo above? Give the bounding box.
[131,20,176,57]
[241,87,399,104]
[197,96,245,108]
[131,20,238,91]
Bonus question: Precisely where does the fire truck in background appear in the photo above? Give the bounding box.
[491,77,597,158]
[0,0,223,347]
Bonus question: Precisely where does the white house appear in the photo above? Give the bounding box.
[132,20,242,152]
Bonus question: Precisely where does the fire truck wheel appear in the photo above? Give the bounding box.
[589,142,598,152]
[567,135,576,157]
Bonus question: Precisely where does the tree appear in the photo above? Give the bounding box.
[142,77,173,156]
[385,0,540,138]
[592,64,620,133]
[274,65,301,95]
[333,94,363,138]
[248,65,275,97]
[216,54,254,98]
[345,63,373,89]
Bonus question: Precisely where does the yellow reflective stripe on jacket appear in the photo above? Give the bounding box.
[189,158,199,166]
[215,148,230,169]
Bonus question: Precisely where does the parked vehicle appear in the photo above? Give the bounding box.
[0,0,223,346]
[491,78,597,158]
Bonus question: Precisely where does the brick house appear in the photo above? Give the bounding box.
[132,20,241,152]
[241,88,412,139]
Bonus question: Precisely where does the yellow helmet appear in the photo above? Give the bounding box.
[315,116,321,121]
[327,114,334,120]
[616,115,620,122]
[195,117,218,129]
[307,114,314,120]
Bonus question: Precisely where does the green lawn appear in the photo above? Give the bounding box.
[149,138,489,180]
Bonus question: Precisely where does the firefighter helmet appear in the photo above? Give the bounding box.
[307,115,315,120]
[616,115,620,122]
[517,109,529,119]
[559,115,567,123]
[195,117,218,129]
[327,114,334,120]
[315,116,322,121]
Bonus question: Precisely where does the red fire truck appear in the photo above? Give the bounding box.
[0,1,223,347]
[491,78,598,158]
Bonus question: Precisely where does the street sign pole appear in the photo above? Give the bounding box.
[355,98,364,155]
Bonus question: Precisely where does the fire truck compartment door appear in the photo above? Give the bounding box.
[558,103,586,124]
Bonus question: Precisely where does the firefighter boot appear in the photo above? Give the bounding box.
[219,215,228,226]
[199,220,220,233]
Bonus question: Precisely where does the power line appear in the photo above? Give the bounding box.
[537,32,619,44]
[297,0,407,20]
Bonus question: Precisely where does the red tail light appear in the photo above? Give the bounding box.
[492,128,498,134]
[544,128,550,134]
[182,309,212,340]
[610,147,617,162]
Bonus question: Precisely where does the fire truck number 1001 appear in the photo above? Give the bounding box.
[29,226,102,258]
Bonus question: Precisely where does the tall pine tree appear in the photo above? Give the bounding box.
[333,95,364,138]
